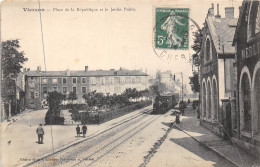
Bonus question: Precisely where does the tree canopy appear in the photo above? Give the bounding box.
[1,39,28,78]
[189,72,200,93]
[68,91,78,103]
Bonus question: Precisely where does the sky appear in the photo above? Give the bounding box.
[1,0,242,92]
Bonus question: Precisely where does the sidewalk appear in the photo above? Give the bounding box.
[1,109,33,130]
[175,105,260,167]
[1,105,152,167]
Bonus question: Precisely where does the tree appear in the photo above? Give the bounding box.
[68,91,78,104]
[191,29,203,54]
[189,72,200,93]
[1,39,28,78]
[83,91,98,108]
[45,91,65,125]
[1,39,28,117]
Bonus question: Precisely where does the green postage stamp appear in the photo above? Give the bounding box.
[154,8,189,50]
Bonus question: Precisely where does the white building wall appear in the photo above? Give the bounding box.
[218,58,225,103]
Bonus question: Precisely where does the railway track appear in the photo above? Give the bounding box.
[27,108,161,167]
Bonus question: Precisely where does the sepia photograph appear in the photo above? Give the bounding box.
[0,0,260,166]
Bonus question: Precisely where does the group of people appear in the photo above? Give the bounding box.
[76,124,88,138]
[179,101,187,116]
[35,123,88,144]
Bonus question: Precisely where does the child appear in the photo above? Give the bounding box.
[76,125,80,137]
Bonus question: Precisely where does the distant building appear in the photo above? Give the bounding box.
[157,71,182,95]
[24,66,149,109]
[199,4,238,137]
[232,0,260,158]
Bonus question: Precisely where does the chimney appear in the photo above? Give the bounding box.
[37,66,41,72]
[66,69,70,76]
[215,4,221,18]
[27,68,30,71]
[225,7,234,19]
[207,4,214,17]
[85,66,88,72]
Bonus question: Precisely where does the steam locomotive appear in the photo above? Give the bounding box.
[152,93,179,114]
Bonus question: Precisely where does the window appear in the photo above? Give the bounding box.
[136,77,141,83]
[101,77,105,85]
[109,77,114,84]
[63,87,67,93]
[42,78,47,83]
[63,78,67,84]
[53,87,57,91]
[248,1,260,39]
[30,92,35,99]
[82,77,86,84]
[241,73,251,132]
[114,77,120,84]
[132,77,135,84]
[125,77,131,84]
[43,87,47,94]
[91,78,96,85]
[206,38,211,62]
[73,78,77,84]
[73,87,77,93]
[53,78,58,83]
[82,87,86,93]
[120,77,125,84]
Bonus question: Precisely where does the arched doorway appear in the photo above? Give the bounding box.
[202,81,206,117]
[213,79,218,120]
[207,80,212,119]
[252,63,260,135]
[240,72,252,132]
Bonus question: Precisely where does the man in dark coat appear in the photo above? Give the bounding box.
[76,125,80,137]
[82,124,87,138]
[36,124,44,144]
[179,101,185,116]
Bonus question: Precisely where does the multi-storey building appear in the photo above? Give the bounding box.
[24,66,149,109]
[232,0,260,158]
[199,4,238,136]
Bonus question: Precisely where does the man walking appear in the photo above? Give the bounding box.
[36,124,44,144]
[76,125,80,137]
[82,124,87,138]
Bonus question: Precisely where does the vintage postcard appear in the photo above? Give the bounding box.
[1,0,260,167]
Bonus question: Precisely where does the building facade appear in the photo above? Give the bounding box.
[1,72,26,121]
[24,66,149,109]
[199,5,238,137]
[232,0,260,157]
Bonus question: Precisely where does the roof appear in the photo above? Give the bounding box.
[206,16,238,54]
[25,68,148,77]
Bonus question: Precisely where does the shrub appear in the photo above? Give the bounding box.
[45,109,64,125]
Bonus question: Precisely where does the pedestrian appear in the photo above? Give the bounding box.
[196,104,200,119]
[82,124,87,138]
[36,124,44,144]
[179,101,185,116]
[76,125,80,137]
